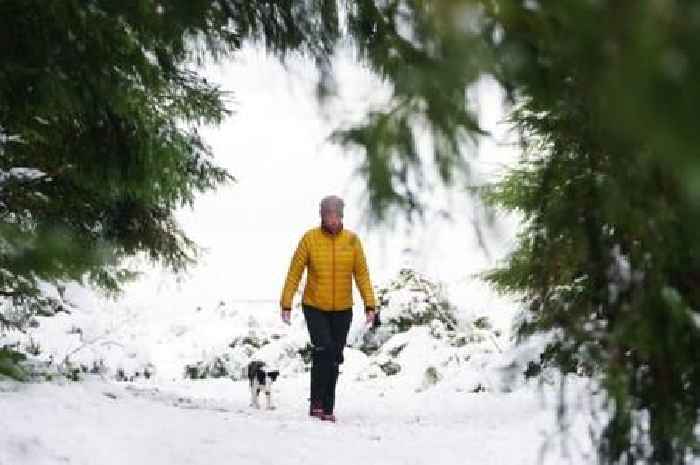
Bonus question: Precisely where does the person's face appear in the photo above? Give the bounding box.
[321,210,343,234]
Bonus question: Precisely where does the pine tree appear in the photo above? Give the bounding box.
[0,0,358,323]
[0,1,238,330]
[480,3,700,463]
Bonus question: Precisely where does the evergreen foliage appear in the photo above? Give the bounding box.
[334,3,700,462]
[0,347,27,380]
[478,3,700,463]
[0,0,241,330]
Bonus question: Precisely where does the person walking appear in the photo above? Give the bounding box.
[280,195,376,422]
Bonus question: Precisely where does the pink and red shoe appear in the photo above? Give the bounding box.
[309,400,324,419]
[309,400,336,422]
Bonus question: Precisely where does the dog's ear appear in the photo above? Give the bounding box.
[250,360,265,372]
[268,370,280,382]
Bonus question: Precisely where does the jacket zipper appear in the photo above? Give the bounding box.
[331,235,336,310]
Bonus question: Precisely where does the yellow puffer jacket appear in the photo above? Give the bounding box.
[280,227,376,312]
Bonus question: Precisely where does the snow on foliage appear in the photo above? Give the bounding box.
[1,269,518,394]
[342,269,507,392]
[180,269,509,393]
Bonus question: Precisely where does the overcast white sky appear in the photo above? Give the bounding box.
[106,46,520,313]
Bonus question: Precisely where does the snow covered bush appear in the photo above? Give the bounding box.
[183,331,273,379]
[183,312,314,381]
[0,275,513,394]
[0,346,27,380]
[348,269,506,392]
[356,269,494,354]
[374,268,457,332]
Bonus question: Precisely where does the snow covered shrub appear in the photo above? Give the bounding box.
[60,359,83,381]
[473,316,496,333]
[182,313,314,380]
[380,360,401,376]
[114,361,154,382]
[0,343,64,382]
[376,268,458,330]
[349,269,505,392]
[228,333,271,355]
[183,354,242,380]
[357,269,491,355]
[0,299,65,381]
[232,322,315,377]
[421,366,442,389]
[0,346,27,380]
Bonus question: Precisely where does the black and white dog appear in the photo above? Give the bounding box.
[246,360,280,410]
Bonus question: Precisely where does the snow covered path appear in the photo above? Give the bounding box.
[0,376,592,465]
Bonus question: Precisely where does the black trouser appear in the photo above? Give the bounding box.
[303,305,353,414]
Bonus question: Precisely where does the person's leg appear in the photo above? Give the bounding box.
[323,309,353,415]
[303,305,334,416]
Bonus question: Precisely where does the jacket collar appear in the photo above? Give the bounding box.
[320,224,343,236]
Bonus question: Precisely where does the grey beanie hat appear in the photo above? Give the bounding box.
[319,195,344,216]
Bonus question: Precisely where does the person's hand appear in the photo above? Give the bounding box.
[365,309,376,327]
[280,308,291,325]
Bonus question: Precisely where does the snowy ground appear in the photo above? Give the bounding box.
[0,374,595,465]
[0,273,598,465]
